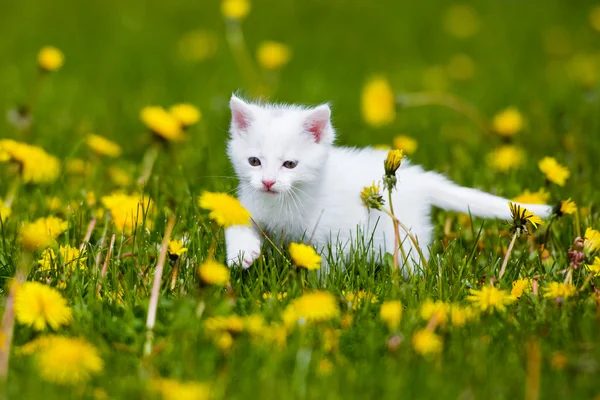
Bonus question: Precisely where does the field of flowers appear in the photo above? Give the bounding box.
[1,0,600,399]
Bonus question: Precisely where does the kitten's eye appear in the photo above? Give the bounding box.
[248,157,261,166]
[282,160,298,169]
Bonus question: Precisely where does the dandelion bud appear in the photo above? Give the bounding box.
[383,149,403,190]
[360,182,384,210]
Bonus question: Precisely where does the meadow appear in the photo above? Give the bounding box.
[1,0,600,399]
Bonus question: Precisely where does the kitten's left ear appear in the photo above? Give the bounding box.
[303,104,332,143]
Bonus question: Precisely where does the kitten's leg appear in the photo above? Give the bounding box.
[225,225,262,269]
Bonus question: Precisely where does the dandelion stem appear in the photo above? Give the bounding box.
[79,216,97,252]
[579,272,595,293]
[96,234,116,296]
[525,339,541,400]
[0,252,32,383]
[574,208,582,239]
[563,267,573,284]
[94,213,111,272]
[396,92,488,135]
[498,231,518,280]
[170,258,180,291]
[224,20,264,96]
[3,177,20,209]
[137,144,159,187]
[386,188,400,271]
[101,234,116,279]
[144,216,175,357]
[380,207,427,271]
[252,218,283,257]
[21,70,45,137]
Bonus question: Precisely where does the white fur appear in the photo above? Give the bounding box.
[224,95,552,272]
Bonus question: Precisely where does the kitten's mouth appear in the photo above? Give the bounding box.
[262,188,278,195]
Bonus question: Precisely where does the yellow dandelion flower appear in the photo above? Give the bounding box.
[198,191,251,228]
[34,336,103,385]
[467,286,516,313]
[15,282,72,331]
[420,299,450,327]
[284,291,339,327]
[20,216,68,250]
[486,145,525,172]
[140,106,184,141]
[587,257,600,276]
[168,239,188,257]
[38,245,86,272]
[0,201,11,222]
[560,199,577,215]
[543,282,576,300]
[492,107,524,137]
[86,134,122,158]
[256,41,292,70]
[101,192,153,233]
[108,166,132,187]
[584,228,600,255]
[0,139,61,183]
[538,157,570,186]
[169,103,201,127]
[380,301,403,330]
[178,30,218,62]
[360,182,384,210]
[508,202,544,234]
[512,188,550,205]
[216,332,234,352]
[384,149,403,178]
[361,77,396,127]
[46,196,62,211]
[446,53,475,81]
[198,259,230,286]
[511,278,532,298]
[38,46,64,72]
[392,135,418,154]
[221,0,250,20]
[412,329,443,356]
[442,4,480,38]
[65,158,91,175]
[590,6,600,32]
[551,351,568,370]
[152,378,210,400]
[289,243,321,270]
[262,292,288,301]
[205,315,245,334]
[342,290,378,310]
[449,304,476,327]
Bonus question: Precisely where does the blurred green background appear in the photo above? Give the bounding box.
[2,0,599,191]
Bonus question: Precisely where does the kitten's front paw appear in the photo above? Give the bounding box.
[226,237,261,269]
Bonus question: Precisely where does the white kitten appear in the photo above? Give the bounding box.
[225,95,552,272]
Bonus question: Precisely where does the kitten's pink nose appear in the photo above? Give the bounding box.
[262,180,275,190]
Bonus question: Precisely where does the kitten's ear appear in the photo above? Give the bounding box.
[303,104,331,143]
[230,95,254,132]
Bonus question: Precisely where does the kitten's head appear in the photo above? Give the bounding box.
[227,95,334,195]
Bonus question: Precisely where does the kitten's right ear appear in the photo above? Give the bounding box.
[230,95,254,132]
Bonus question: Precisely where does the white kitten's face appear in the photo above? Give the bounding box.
[227,96,334,196]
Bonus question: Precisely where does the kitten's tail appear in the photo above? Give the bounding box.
[426,173,553,219]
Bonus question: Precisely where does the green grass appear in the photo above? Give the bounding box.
[1,0,600,398]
